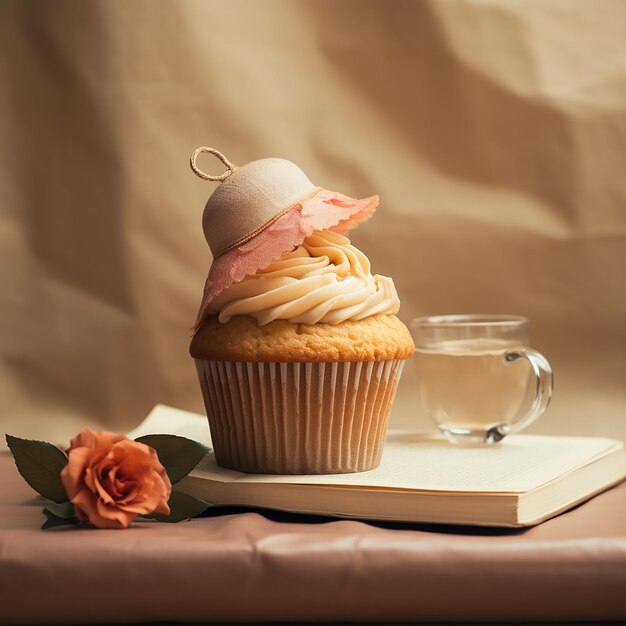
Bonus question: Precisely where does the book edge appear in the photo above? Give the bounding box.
[516,444,626,526]
[179,443,626,528]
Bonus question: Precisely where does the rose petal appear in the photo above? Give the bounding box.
[95,497,135,529]
[60,447,93,500]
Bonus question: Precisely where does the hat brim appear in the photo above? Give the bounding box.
[194,188,379,329]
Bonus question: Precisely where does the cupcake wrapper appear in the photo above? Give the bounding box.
[194,359,405,474]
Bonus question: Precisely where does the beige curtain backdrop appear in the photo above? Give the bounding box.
[1,0,625,446]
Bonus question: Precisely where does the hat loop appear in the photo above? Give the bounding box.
[190,147,237,182]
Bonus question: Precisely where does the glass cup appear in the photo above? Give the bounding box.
[411,315,553,445]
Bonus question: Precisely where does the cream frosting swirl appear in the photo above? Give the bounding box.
[207,230,400,325]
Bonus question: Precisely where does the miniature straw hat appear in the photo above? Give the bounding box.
[190,147,379,328]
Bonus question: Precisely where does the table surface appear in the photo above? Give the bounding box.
[1,452,625,624]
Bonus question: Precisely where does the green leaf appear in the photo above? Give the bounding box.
[41,506,77,530]
[134,434,209,484]
[6,435,69,503]
[141,490,210,523]
[44,500,76,519]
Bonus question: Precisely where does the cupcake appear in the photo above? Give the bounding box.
[189,147,414,474]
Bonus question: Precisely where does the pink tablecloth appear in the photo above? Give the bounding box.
[1,452,625,624]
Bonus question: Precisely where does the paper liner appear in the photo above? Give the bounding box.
[194,359,404,474]
[194,190,379,329]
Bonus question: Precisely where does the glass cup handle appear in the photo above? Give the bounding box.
[503,349,553,436]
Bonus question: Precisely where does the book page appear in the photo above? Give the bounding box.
[131,405,621,494]
[127,404,212,447]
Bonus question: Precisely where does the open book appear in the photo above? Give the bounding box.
[128,405,626,527]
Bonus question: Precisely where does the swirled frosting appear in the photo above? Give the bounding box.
[207,230,400,325]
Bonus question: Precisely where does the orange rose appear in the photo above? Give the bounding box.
[60,428,171,529]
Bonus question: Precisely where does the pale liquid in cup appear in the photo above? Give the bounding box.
[415,338,531,432]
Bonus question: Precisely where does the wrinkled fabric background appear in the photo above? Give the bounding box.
[1,0,625,445]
